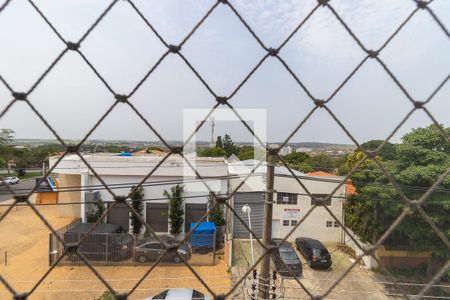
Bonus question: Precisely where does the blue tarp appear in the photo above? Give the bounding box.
[189,222,216,248]
[118,152,132,156]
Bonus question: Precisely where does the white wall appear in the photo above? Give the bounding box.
[274,176,345,243]
[89,174,227,204]
[88,174,228,233]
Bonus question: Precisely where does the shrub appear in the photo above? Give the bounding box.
[164,185,184,235]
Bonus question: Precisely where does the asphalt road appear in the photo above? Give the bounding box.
[0,179,37,202]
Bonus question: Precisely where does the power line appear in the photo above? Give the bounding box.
[2,170,449,195]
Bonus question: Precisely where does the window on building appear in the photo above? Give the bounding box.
[311,194,332,206]
[334,221,340,227]
[326,221,332,228]
[291,220,298,226]
[277,192,298,205]
[283,220,290,226]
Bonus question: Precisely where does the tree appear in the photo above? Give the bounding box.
[306,153,346,173]
[344,149,378,172]
[345,124,450,270]
[0,129,14,145]
[222,133,239,157]
[215,136,223,148]
[164,185,184,235]
[197,147,226,157]
[208,193,225,226]
[284,152,310,165]
[361,140,397,160]
[86,199,106,223]
[129,186,144,235]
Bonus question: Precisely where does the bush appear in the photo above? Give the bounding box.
[94,291,116,300]
[164,185,184,235]
[129,185,144,235]
[86,199,106,223]
[208,193,225,226]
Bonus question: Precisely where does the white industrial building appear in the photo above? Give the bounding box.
[50,153,347,243]
[49,153,228,234]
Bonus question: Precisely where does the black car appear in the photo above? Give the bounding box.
[295,237,332,269]
[64,223,133,262]
[270,239,302,277]
[134,235,192,263]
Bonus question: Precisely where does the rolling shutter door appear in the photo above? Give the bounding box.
[107,202,129,231]
[233,192,264,238]
[146,203,168,232]
[185,203,208,233]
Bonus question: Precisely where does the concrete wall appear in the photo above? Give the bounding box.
[58,174,81,218]
[343,228,378,269]
[88,174,227,234]
[376,246,431,268]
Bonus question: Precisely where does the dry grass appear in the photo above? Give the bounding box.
[0,200,232,300]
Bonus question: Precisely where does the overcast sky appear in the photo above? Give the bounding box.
[0,0,448,145]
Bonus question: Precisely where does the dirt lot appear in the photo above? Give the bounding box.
[0,201,232,300]
[233,240,402,300]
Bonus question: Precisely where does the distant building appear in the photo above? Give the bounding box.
[279,146,293,156]
[296,147,312,153]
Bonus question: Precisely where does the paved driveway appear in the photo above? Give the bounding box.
[0,179,37,202]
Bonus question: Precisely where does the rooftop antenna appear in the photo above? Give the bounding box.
[210,117,215,148]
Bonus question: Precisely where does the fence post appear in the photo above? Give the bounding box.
[106,233,108,266]
[259,152,275,299]
[49,233,52,266]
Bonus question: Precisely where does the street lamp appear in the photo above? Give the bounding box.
[242,204,255,266]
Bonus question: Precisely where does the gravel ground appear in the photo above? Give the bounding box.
[233,240,401,300]
[0,202,232,300]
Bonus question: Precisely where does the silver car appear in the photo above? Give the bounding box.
[3,176,19,184]
[145,288,211,300]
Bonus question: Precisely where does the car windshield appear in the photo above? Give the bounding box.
[192,290,205,300]
[280,251,297,260]
[313,248,329,257]
[4,177,11,180]
[152,290,168,299]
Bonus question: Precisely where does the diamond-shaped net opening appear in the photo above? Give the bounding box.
[0,0,448,299]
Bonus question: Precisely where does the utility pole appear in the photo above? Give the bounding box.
[259,151,275,299]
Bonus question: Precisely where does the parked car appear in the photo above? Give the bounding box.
[295,237,332,269]
[3,176,19,184]
[145,288,211,300]
[134,235,192,263]
[270,239,302,277]
[63,223,133,262]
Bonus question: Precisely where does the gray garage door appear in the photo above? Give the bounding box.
[233,192,264,239]
[107,202,129,231]
[185,203,207,234]
[146,203,168,232]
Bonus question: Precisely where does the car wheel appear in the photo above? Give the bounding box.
[174,256,181,263]
[138,255,146,263]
